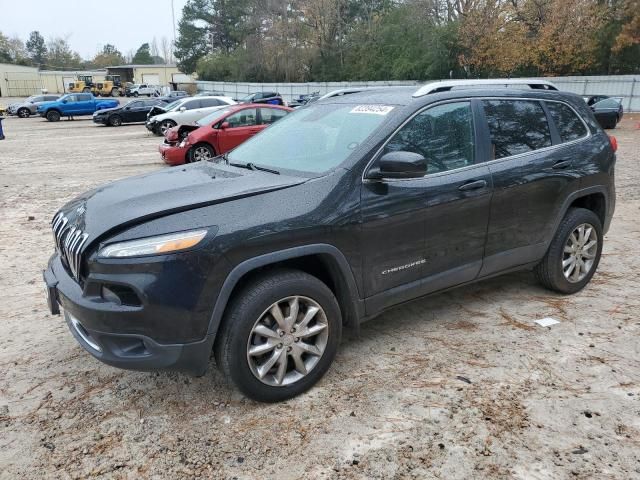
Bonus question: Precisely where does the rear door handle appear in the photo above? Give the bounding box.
[551,160,572,170]
[458,179,487,191]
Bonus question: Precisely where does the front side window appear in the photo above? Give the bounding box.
[226,108,257,127]
[545,102,588,142]
[260,108,288,124]
[182,100,200,110]
[64,95,76,102]
[483,100,552,159]
[382,101,475,174]
[78,94,92,101]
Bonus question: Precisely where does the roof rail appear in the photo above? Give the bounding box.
[413,79,558,97]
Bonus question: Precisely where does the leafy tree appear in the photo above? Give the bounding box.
[92,43,125,67]
[46,37,83,69]
[26,31,47,66]
[132,43,154,64]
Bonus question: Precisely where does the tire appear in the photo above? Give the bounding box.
[189,143,215,162]
[109,115,123,127]
[215,269,342,402]
[46,110,61,122]
[133,92,139,97]
[111,88,120,97]
[82,87,91,93]
[158,119,176,136]
[17,107,30,118]
[535,208,603,294]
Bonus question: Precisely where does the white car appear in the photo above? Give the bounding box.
[129,84,160,97]
[145,96,237,135]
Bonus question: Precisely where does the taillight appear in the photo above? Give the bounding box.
[608,135,618,152]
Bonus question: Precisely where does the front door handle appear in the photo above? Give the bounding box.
[458,179,487,191]
[551,160,572,170]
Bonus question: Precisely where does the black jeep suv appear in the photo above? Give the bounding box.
[44,80,616,402]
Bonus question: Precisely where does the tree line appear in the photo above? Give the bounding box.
[0,31,174,70]
[174,0,639,81]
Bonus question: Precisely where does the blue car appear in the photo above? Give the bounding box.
[37,93,119,122]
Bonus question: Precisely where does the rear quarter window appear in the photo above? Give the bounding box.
[545,101,588,142]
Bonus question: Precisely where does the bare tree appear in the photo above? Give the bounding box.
[160,36,172,64]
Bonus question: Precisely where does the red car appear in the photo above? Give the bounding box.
[159,104,292,166]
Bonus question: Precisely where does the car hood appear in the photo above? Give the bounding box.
[94,106,121,115]
[55,161,307,246]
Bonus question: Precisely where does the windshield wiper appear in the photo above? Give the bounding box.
[229,161,280,175]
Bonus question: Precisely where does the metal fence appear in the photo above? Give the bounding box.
[195,75,640,111]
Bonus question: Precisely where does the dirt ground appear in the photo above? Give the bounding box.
[0,102,639,480]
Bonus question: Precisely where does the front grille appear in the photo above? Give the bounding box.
[52,211,89,281]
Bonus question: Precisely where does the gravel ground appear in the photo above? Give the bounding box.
[0,104,639,480]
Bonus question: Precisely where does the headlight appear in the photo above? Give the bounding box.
[179,140,187,148]
[98,229,208,258]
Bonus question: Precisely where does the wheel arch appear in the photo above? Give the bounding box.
[206,244,364,340]
[551,186,609,241]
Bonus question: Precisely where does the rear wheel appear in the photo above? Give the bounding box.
[215,270,342,402]
[133,92,139,97]
[46,110,61,122]
[17,108,30,118]
[535,208,603,294]
[82,87,91,93]
[111,88,120,97]
[189,143,215,162]
[109,115,123,127]
[158,119,176,136]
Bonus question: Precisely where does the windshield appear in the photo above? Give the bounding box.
[227,103,392,174]
[196,107,234,126]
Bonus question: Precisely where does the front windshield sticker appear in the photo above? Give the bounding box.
[350,105,394,115]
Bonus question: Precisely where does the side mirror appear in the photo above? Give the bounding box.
[124,106,130,110]
[220,121,230,129]
[368,151,427,179]
[62,100,68,104]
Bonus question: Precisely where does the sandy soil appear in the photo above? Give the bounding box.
[0,104,639,480]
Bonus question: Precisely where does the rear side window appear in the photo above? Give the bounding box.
[482,100,552,159]
[200,98,224,107]
[545,102,587,142]
[260,108,288,124]
[383,101,475,174]
[78,94,92,101]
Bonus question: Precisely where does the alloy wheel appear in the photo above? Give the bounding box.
[192,146,212,162]
[246,296,329,387]
[562,223,598,283]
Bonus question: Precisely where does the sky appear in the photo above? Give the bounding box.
[0,0,189,60]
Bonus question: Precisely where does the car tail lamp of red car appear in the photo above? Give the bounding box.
[608,135,618,152]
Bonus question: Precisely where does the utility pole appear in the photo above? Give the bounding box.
[171,0,176,63]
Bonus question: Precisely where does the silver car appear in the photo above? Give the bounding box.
[7,94,60,118]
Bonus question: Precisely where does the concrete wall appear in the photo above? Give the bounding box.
[0,63,40,97]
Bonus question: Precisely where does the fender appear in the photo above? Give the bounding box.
[548,185,610,244]
[205,244,364,338]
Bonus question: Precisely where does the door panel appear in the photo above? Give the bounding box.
[479,99,579,276]
[218,108,258,152]
[360,100,492,313]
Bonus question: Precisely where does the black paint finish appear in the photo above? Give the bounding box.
[44,87,616,375]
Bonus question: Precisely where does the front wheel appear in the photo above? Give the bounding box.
[215,270,342,402]
[133,92,139,97]
[17,108,31,118]
[535,208,603,294]
[111,88,120,97]
[46,110,61,122]
[109,115,122,127]
[82,87,91,93]
[158,119,176,136]
[189,143,215,162]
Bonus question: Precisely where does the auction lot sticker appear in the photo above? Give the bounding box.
[350,105,394,115]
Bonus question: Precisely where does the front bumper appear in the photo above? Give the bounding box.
[159,143,187,166]
[93,115,108,124]
[146,120,158,133]
[43,254,215,376]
